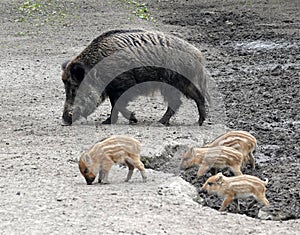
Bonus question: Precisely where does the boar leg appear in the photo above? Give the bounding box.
[257,195,270,207]
[102,96,119,124]
[182,83,206,126]
[252,188,270,207]
[233,198,240,211]
[103,94,138,124]
[98,167,104,183]
[190,89,206,126]
[100,169,110,184]
[112,93,138,124]
[230,167,242,176]
[159,89,182,125]
[118,106,138,124]
[249,152,256,169]
[196,102,206,126]
[197,165,210,178]
[220,195,234,211]
[130,155,147,182]
[140,170,147,182]
[124,158,135,182]
[158,107,176,125]
[247,200,257,210]
[212,167,218,175]
[242,154,250,169]
[100,157,114,184]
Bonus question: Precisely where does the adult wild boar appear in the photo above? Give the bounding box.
[61,29,210,126]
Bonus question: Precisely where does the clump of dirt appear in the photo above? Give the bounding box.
[148,0,300,220]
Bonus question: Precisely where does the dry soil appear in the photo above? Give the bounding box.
[0,0,299,234]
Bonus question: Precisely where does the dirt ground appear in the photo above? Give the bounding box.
[0,0,299,234]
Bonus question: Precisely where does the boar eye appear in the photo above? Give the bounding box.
[208,182,214,186]
[84,168,89,174]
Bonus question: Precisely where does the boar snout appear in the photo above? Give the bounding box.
[62,105,84,126]
[179,164,187,170]
[179,154,191,170]
[62,111,73,126]
[199,187,207,194]
[85,176,95,185]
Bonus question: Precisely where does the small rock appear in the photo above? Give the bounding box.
[258,208,273,220]
[31,165,38,170]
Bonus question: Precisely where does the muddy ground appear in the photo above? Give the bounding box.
[0,0,299,234]
[148,0,300,221]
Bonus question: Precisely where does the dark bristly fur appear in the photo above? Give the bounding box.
[61,29,210,126]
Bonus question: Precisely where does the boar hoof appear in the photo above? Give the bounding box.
[129,120,137,125]
[158,119,170,126]
[198,117,205,126]
[102,118,112,125]
[61,119,72,126]
[129,114,138,124]
[101,180,110,184]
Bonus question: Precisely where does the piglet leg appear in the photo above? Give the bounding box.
[220,195,234,211]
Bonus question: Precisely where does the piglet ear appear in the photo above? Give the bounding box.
[70,62,86,84]
[81,153,92,165]
[216,173,223,185]
[190,148,196,157]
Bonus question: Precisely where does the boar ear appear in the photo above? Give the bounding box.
[216,173,223,185]
[70,62,86,83]
[61,60,70,71]
[81,153,92,165]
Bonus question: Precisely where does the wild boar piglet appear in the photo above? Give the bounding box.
[79,135,147,185]
[205,130,257,169]
[180,146,244,177]
[201,172,269,211]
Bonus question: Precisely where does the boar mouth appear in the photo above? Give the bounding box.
[62,112,73,126]
[198,188,207,194]
[179,165,187,170]
[62,107,84,126]
[85,177,95,185]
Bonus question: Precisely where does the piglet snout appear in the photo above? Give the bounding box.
[199,187,207,194]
